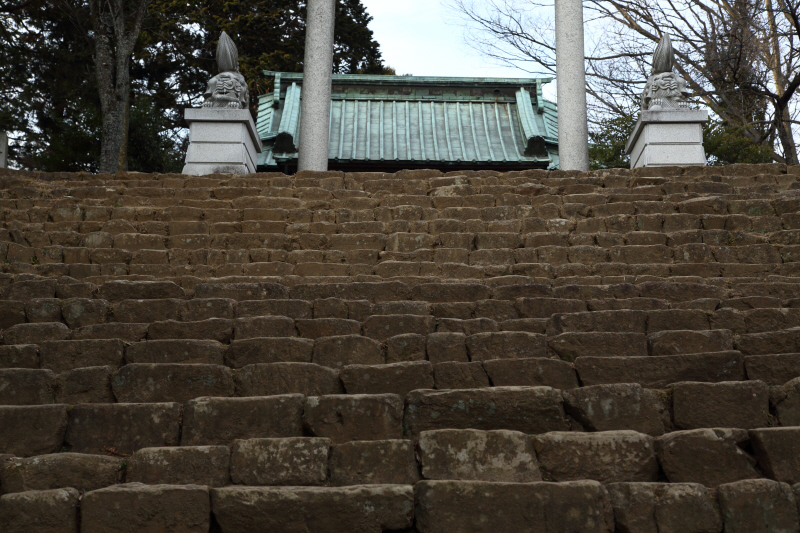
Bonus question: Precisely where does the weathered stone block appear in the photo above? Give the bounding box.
[363,314,435,340]
[60,298,108,329]
[426,332,467,363]
[750,428,800,485]
[3,322,69,345]
[234,362,342,396]
[340,361,433,395]
[534,431,658,483]
[328,440,419,486]
[405,386,569,436]
[98,280,184,300]
[234,316,297,339]
[0,453,121,494]
[656,428,760,487]
[125,339,225,365]
[112,364,234,403]
[673,380,769,429]
[576,351,745,387]
[549,332,648,360]
[466,331,547,361]
[81,483,210,532]
[418,429,540,482]
[432,361,490,389]
[225,337,314,368]
[0,369,54,405]
[181,395,304,446]
[148,318,233,343]
[386,333,426,363]
[65,403,181,455]
[39,339,125,373]
[483,358,579,389]
[0,405,68,456]
[312,335,384,368]
[649,329,733,355]
[126,446,231,487]
[54,366,115,404]
[606,482,722,533]
[230,437,330,486]
[414,480,614,533]
[772,376,800,426]
[211,485,414,533]
[0,487,79,533]
[745,353,800,385]
[717,479,799,533]
[303,394,404,443]
[563,383,668,435]
[0,345,38,369]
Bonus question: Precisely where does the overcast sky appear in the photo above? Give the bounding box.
[359,0,556,100]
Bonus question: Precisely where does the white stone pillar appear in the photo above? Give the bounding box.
[297,0,336,172]
[554,0,590,171]
[0,132,7,169]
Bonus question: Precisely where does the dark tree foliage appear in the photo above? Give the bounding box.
[1,0,389,172]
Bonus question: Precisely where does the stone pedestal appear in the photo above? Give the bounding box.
[626,110,708,169]
[0,132,7,168]
[182,109,262,175]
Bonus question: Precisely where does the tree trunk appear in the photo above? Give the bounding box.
[88,0,151,173]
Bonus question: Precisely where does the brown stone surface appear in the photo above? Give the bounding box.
[81,483,210,533]
[211,485,414,533]
[0,453,121,494]
[98,280,185,300]
[483,357,580,389]
[148,318,234,342]
[648,329,733,356]
[656,428,761,487]
[576,351,745,387]
[418,429,540,482]
[125,339,225,365]
[111,364,234,403]
[772,376,800,426]
[0,487,79,533]
[54,366,115,404]
[606,482,722,533]
[432,361,490,389]
[405,386,569,436]
[234,362,342,396]
[109,442,229,484]
[230,437,330,486]
[750,428,800,484]
[745,353,800,385]
[3,322,69,345]
[340,361,433,395]
[233,316,297,340]
[181,395,304,446]
[61,298,108,328]
[425,332,467,363]
[303,394,404,443]
[225,337,314,368]
[65,403,181,455]
[0,405,68,456]
[672,380,769,429]
[549,332,648,360]
[39,339,125,374]
[415,480,614,533]
[0,369,54,405]
[717,479,799,533]
[563,383,669,435]
[534,431,658,483]
[466,331,547,361]
[312,335,384,368]
[328,440,419,486]
[0,345,39,369]
[363,314,435,340]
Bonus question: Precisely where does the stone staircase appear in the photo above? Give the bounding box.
[1,163,800,531]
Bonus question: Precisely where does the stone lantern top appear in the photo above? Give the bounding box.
[202,31,250,110]
[640,34,691,111]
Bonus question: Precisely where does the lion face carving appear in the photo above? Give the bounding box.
[203,71,249,109]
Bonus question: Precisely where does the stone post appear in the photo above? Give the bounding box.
[297,0,336,172]
[554,0,590,171]
[0,132,7,169]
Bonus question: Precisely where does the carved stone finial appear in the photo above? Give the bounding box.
[641,34,691,111]
[202,32,249,110]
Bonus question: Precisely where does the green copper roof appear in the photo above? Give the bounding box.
[256,71,559,169]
